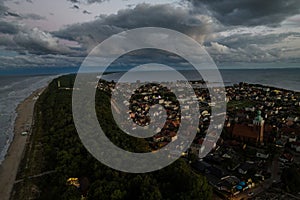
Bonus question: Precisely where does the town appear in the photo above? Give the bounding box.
[97,79,300,200]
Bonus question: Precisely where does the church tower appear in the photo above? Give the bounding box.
[253,110,264,144]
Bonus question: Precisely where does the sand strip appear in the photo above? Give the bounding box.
[0,88,44,200]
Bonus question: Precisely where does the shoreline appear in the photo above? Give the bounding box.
[0,88,45,200]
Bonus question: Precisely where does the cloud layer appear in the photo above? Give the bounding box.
[67,0,108,4]
[54,4,220,50]
[189,0,300,26]
[0,1,300,68]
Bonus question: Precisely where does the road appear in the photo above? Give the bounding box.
[14,170,56,184]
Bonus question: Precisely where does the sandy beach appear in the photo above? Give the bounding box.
[0,88,44,200]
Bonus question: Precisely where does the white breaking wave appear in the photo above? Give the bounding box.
[0,75,56,165]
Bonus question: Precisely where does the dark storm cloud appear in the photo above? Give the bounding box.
[101,4,208,31]
[0,0,299,67]
[22,13,46,20]
[54,23,124,50]
[0,20,19,34]
[54,2,300,64]
[0,2,21,34]
[67,0,108,4]
[0,19,80,56]
[12,28,80,55]
[83,0,107,3]
[0,0,74,56]
[189,0,300,26]
[0,1,8,15]
[204,31,300,63]
[0,54,84,68]
[54,3,219,50]
[71,5,80,9]
[4,11,20,17]
[83,10,92,14]
[214,32,300,49]
[0,35,17,48]
[0,1,45,20]
[206,42,279,63]
[126,4,135,8]
[3,11,45,20]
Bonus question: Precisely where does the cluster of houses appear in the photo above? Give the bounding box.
[225,82,300,146]
[203,83,299,198]
[192,141,271,197]
[97,79,300,198]
[97,80,299,154]
[97,79,225,150]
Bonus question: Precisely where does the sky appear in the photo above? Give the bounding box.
[0,0,300,69]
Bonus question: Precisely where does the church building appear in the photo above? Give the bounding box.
[232,111,265,144]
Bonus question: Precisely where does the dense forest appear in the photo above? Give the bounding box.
[17,75,212,200]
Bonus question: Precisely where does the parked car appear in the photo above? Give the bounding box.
[248,192,254,197]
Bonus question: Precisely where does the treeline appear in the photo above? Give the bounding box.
[33,75,212,200]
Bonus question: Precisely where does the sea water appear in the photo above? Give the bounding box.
[0,75,56,165]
